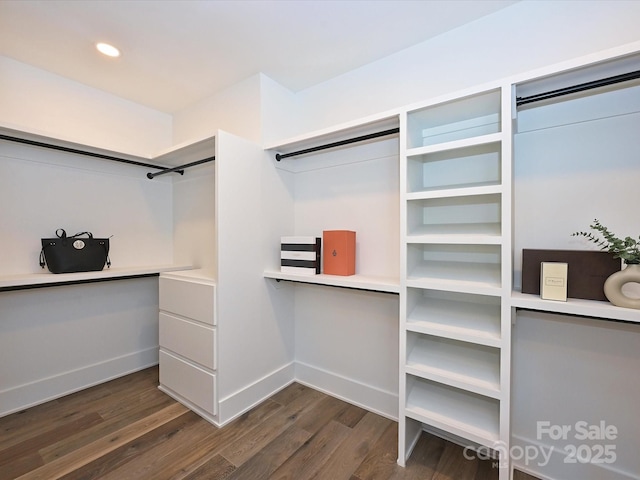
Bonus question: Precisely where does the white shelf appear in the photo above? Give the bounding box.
[407,233,502,245]
[406,184,503,201]
[160,269,216,284]
[407,278,502,297]
[406,290,502,346]
[405,375,501,448]
[408,261,501,288]
[406,89,502,149]
[0,264,192,291]
[263,270,400,294]
[267,115,399,155]
[406,132,503,157]
[406,193,501,239]
[152,136,215,167]
[406,140,502,195]
[511,291,640,324]
[406,333,501,398]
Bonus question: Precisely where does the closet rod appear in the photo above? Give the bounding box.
[274,127,399,161]
[516,69,640,106]
[146,156,215,179]
[0,134,173,172]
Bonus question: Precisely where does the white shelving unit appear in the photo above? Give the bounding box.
[399,86,512,479]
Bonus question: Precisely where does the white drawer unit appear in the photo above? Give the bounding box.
[159,312,216,370]
[159,275,216,326]
[159,350,216,416]
[158,271,217,423]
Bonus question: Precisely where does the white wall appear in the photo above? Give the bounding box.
[514,83,640,288]
[172,74,262,146]
[172,163,216,275]
[0,141,174,276]
[259,74,306,146]
[512,312,640,480]
[283,0,640,139]
[0,135,174,417]
[0,277,159,417]
[0,56,171,157]
[214,132,296,423]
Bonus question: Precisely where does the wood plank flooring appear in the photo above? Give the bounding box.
[0,367,540,480]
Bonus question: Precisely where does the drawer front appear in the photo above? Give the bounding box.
[159,277,215,325]
[159,312,215,370]
[159,350,216,415]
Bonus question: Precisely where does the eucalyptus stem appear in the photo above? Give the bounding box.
[572,219,640,264]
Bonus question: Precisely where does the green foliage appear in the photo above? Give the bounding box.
[572,219,640,264]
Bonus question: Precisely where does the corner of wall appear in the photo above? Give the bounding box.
[171,74,262,146]
[258,73,310,145]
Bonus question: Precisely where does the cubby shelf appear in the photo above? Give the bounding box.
[405,375,501,448]
[406,132,503,157]
[406,333,501,398]
[408,261,501,287]
[406,278,503,297]
[406,291,502,347]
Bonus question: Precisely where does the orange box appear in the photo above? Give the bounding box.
[323,230,356,276]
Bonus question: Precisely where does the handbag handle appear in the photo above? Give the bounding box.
[55,229,94,239]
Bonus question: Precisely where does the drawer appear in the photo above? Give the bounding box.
[159,312,215,370]
[159,277,215,325]
[159,350,216,416]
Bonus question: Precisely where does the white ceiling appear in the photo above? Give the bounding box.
[0,0,517,114]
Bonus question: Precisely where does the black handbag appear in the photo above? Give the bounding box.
[39,229,111,274]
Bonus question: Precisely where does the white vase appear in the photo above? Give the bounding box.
[603,263,640,309]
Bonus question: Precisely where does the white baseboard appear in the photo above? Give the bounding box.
[0,347,159,418]
[216,362,295,427]
[294,361,398,421]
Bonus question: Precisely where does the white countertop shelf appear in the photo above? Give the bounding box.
[160,269,216,284]
[263,270,400,294]
[0,264,193,291]
[511,291,640,324]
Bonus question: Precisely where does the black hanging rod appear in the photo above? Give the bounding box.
[146,156,215,179]
[0,133,174,172]
[275,127,399,161]
[516,69,640,107]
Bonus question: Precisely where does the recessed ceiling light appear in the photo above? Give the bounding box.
[96,42,120,58]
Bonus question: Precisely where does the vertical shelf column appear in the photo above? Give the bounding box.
[398,86,512,479]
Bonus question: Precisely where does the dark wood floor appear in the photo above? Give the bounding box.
[0,367,540,480]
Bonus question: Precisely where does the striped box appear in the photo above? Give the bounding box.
[280,236,321,275]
